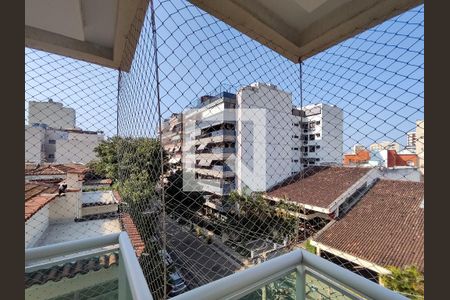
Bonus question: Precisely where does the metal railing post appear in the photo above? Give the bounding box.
[296,264,306,300]
[118,254,131,300]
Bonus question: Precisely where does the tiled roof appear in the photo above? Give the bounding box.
[24,252,118,288]
[25,182,59,221]
[266,166,371,209]
[25,163,89,176]
[120,213,145,257]
[314,180,424,272]
[25,182,80,221]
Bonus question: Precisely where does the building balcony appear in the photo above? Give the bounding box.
[25,233,152,300]
[196,129,235,140]
[197,180,235,195]
[170,248,407,300]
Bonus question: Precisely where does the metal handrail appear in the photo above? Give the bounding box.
[171,249,408,300]
[25,232,153,300]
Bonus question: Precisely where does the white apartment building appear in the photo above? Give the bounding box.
[183,92,237,198]
[369,141,400,152]
[416,120,424,174]
[26,100,104,164]
[406,131,417,152]
[28,99,76,129]
[236,83,344,193]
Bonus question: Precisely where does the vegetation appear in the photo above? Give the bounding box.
[223,191,298,244]
[304,239,317,254]
[380,266,424,299]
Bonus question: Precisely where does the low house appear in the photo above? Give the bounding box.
[25,179,145,299]
[311,180,424,283]
[265,166,379,220]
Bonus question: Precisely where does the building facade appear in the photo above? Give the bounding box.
[236,83,344,193]
[28,100,76,129]
[161,113,183,168]
[369,141,400,152]
[26,100,104,164]
[415,120,424,174]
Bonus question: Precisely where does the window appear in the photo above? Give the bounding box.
[301,135,308,141]
[48,139,56,144]
[292,135,299,139]
[316,145,321,149]
[292,159,299,163]
[292,147,299,150]
[316,121,321,125]
[309,146,315,152]
[316,158,320,161]
[48,154,55,159]
[316,133,321,138]
[309,134,315,141]
[293,123,299,127]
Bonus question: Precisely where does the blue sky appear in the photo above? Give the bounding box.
[25,1,423,152]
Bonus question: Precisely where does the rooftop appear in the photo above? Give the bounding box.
[314,179,424,272]
[266,166,371,210]
[25,163,89,176]
[24,182,59,221]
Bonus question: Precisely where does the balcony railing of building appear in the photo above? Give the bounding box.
[25,233,152,300]
[171,248,407,300]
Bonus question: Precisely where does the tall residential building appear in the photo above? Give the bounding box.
[236,83,343,193]
[183,92,237,199]
[26,100,104,164]
[416,120,424,174]
[406,131,417,152]
[28,99,76,129]
[161,113,183,168]
[369,141,400,152]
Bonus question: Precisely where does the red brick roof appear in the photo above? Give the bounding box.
[25,252,118,288]
[266,166,371,209]
[25,182,59,221]
[120,212,145,257]
[314,180,424,272]
[25,163,89,176]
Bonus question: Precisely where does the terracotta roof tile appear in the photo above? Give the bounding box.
[120,210,145,257]
[24,252,119,288]
[25,163,89,176]
[314,180,424,272]
[25,182,59,221]
[266,166,371,209]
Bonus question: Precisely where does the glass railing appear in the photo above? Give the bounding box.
[170,249,408,300]
[25,233,152,300]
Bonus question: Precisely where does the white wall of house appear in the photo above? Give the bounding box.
[25,205,50,248]
[28,100,76,129]
[48,192,81,223]
[25,126,46,163]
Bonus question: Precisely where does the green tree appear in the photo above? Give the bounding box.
[380,266,424,299]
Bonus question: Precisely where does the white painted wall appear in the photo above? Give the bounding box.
[25,126,45,163]
[49,192,81,223]
[54,133,103,164]
[236,83,294,192]
[25,205,49,248]
[28,100,76,129]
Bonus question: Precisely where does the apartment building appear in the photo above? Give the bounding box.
[235,83,344,193]
[416,120,424,175]
[25,100,104,164]
[161,113,183,168]
[28,99,76,129]
[406,131,417,152]
[369,141,400,152]
[183,92,237,200]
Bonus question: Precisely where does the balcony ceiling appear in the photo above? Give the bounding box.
[189,0,423,63]
[25,0,148,71]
